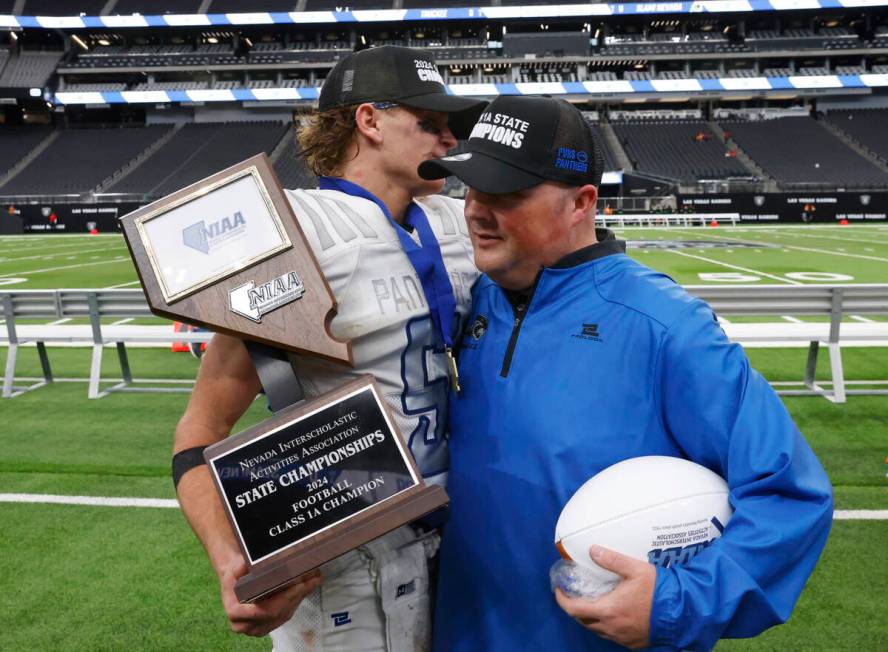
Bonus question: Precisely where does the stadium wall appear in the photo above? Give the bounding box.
[6,192,887,235]
[818,96,888,111]
[678,192,888,223]
[1,209,23,234]
[144,105,292,125]
[5,202,141,233]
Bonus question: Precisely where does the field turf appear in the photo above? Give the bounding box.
[1,225,887,650]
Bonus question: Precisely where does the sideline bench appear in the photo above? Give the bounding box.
[686,284,888,403]
[1,289,212,399]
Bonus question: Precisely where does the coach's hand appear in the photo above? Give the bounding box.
[219,557,323,637]
[555,545,656,650]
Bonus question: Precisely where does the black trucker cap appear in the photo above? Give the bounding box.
[319,45,486,139]
[418,95,603,194]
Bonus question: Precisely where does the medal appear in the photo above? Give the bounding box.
[446,347,461,394]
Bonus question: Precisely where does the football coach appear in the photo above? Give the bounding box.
[418,95,833,651]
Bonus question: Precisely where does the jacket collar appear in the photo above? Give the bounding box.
[550,228,626,269]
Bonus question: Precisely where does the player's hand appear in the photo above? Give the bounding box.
[218,556,323,637]
[555,545,656,650]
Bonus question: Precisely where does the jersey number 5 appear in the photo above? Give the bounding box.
[399,316,449,478]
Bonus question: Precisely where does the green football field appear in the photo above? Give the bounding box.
[2,224,888,291]
[1,225,887,650]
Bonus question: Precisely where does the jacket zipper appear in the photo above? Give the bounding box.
[500,299,531,378]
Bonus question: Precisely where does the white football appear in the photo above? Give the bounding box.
[555,456,732,585]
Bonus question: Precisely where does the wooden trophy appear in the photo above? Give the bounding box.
[120,154,448,602]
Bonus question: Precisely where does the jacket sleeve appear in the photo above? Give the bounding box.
[648,301,833,651]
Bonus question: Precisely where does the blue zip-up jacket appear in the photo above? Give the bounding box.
[434,237,833,651]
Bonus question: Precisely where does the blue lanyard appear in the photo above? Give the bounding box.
[318,177,459,356]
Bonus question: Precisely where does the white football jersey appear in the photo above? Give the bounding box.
[284,188,477,485]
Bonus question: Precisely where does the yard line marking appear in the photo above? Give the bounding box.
[0,246,123,263]
[0,494,179,509]
[47,318,72,326]
[0,234,120,239]
[781,316,804,323]
[105,280,141,289]
[850,315,876,323]
[111,318,134,325]
[0,240,124,255]
[666,249,803,284]
[771,231,888,246]
[668,228,774,249]
[671,229,888,264]
[0,256,130,277]
[13,376,196,384]
[0,493,881,519]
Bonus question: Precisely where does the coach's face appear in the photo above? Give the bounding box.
[464,182,580,290]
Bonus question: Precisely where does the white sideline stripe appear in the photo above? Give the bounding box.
[0,493,179,508]
[833,510,888,520]
[850,315,877,323]
[781,316,804,323]
[105,280,141,289]
[620,225,888,232]
[770,380,888,386]
[0,493,883,519]
[666,249,802,285]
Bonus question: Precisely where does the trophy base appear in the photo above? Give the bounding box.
[235,484,448,603]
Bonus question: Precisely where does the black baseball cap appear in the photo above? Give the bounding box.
[319,45,487,139]
[418,96,603,194]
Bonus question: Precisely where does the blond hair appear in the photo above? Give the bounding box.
[296,105,359,177]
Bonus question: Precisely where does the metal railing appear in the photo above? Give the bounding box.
[1,288,210,399]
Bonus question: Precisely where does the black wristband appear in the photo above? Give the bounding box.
[172,446,208,489]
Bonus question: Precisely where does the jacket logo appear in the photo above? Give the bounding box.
[470,314,488,340]
[573,323,601,342]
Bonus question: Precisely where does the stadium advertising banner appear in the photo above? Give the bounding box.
[7,202,143,234]
[677,192,888,223]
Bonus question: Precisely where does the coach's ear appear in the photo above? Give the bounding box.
[569,184,598,226]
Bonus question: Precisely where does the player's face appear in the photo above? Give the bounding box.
[464,182,575,290]
[378,106,457,196]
